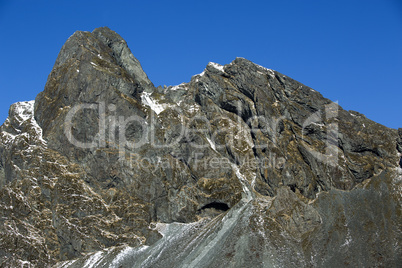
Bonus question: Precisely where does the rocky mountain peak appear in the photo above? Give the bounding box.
[91,27,154,91]
[34,27,154,145]
[0,28,400,267]
[44,27,152,101]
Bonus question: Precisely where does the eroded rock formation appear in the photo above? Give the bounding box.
[0,27,400,267]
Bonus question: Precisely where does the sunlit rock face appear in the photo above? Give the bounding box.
[0,27,400,267]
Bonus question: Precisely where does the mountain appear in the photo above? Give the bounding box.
[0,27,400,267]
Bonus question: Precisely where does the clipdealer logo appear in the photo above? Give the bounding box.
[64,100,339,168]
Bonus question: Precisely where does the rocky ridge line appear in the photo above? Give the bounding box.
[0,27,400,267]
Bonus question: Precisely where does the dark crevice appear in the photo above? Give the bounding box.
[194,93,202,106]
[252,146,258,159]
[289,184,297,193]
[220,102,238,115]
[277,120,285,134]
[199,202,230,212]
[226,146,240,165]
[238,87,254,101]
[351,145,381,158]
[220,100,253,126]
[169,153,198,181]
[275,73,286,89]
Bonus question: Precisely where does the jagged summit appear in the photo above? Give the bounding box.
[0,28,401,267]
[49,26,153,95]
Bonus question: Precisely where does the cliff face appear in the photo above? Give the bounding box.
[0,27,400,267]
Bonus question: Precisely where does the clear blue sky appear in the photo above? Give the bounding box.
[0,0,401,129]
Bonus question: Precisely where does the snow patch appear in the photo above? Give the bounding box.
[13,101,35,121]
[255,63,275,77]
[341,228,352,248]
[208,62,225,72]
[193,71,205,82]
[4,101,47,146]
[169,83,187,91]
[153,222,170,237]
[267,69,276,77]
[349,112,360,117]
[256,214,268,239]
[83,251,104,268]
[18,260,32,266]
[231,164,253,201]
[140,92,166,115]
[110,246,148,268]
[186,104,200,114]
[58,259,78,268]
[206,137,217,152]
[311,122,325,128]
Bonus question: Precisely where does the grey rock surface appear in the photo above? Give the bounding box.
[0,27,400,267]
